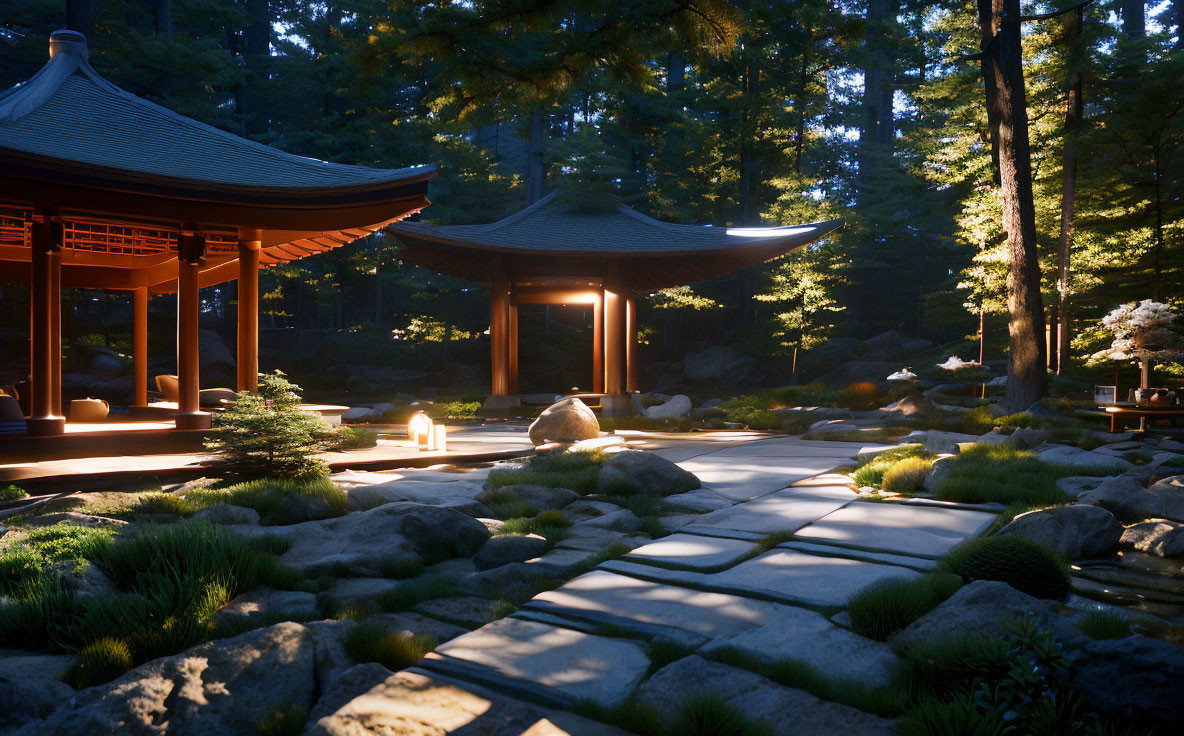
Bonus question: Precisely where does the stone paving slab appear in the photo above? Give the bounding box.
[601,550,919,608]
[709,441,874,459]
[689,485,856,535]
[793,501,998,558]
[527,570,785,644]
[779,541,937,571]
[681,456,853,501]
[700,604,900,686]
[624,533,756,570]
[428,618,650,707]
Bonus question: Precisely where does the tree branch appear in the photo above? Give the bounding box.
[1020,0,1095,23]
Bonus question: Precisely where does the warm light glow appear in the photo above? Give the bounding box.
[408,410,433,447]
[725,225,814,238]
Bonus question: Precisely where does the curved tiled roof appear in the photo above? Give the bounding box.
[391,191,843,255]
[0,32,435,193]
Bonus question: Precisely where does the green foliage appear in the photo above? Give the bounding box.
[0,485,27,502]
[185,477,348,526]
[670,694,773,736]
[940,537,1072,601]
[896,695,1007,736]
[204,372,335,480]
[378,554,425,580]
[1074,610,1133,641]
[63,637,134,689]
[255,704,309,736]
[573,698,662,736]
[846,573,963,642]
[487,451,606,494]
[0,546,48,596]
[131,492,195,517]
[932,444,1111,507]
[0,523,115,596]
[427,401,482,420]
[344,622,436,671]
[497,510,572,540]
[852,445,933,488]
[374,577,459,614]
[328,427,379,450]
[881,457,934,494]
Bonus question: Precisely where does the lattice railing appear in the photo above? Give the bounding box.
[0,207,240,257]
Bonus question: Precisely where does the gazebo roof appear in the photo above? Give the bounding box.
[0,31,437,290]
[388,191,844,290]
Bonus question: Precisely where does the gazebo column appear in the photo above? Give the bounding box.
[626,295,639,393]
[27,216,65,436]
[50,249,62,417]
[592,290,604,394]
[602,269,632,416]
[483,259,520,412]
[175,233,210,430]
[132,287,149,406]
[508,303,519,394]
[237,228,262,393]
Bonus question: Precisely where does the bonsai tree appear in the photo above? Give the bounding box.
[204,371,334,479]
[1088,300,1183,389]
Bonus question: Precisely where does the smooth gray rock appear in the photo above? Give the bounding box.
[0,652,75,682]
[923,431,979,454]
[215,587,318,624]
[1036,445,1132,473]
[475,484,577,511]
[1057,475,1105,496]
[306,662,393,726]
[527,398,599,446]
[922,455,956,493]
[562,499,621,521]
[886,391,941,418]
[346,480,487,514]
[322,578,404,613]
[663,488,734,513]
[367,612,467,643]
[597,450,701,496]
[1006,427,1052,449]
[472,534,551,571]
[644,394,692,419]
[573,509,641,532]
[1080,474,1184,522]
[795,502,997,557]
[683,346,737,382]
[306,620,357,693]
[1066,635,1184,725]
[1025,402,1062,419]
[626,533,754,569]
[192,503,260,525]
[343,407,376,422]
[1121,520,1184,557]
[636,656,895,735]
[0,677,74,731]
[893,581,1085,649]
[17,622,315,736]
[996,504,1123,558]
[415,597,505,629]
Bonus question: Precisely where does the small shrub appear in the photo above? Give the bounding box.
[0,485,27,502]
[63,637,133,689]
[670,694,773,736]
[852,445,933,488]
[940,536,1072,600]
[329,427,378,450]
[0,547,47,596]
[490,500,539,520]
[638,516,666,539]
[344,622,436,670]
[131,492,195,517]
[255,703,309,736]
[428,400,482,420]
[378,554,424,580]
[881,457,934,494]
[189,477,348,525]
[895,635,1011,704]
[1074,610,1133,640]
[204,371,335,479]
[931,443,1110,507]
[847,573,963,641]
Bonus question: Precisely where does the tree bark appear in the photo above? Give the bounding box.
[978,0,1046,411]
[243,0,271,138]
[1055,8,1084,374]
[1122,0,1145,39]
[859,0,898,202]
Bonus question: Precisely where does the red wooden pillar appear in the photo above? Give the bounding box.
[604,277,624,396]
[132,286,148,406]
[176,233,210,429]
[489,259,510,396]
[237,228,261,393]
[592,289,604,394]
[27,215,65,435]
[626,295,639,393]
[50,248,62,417]
[508,302,519,394]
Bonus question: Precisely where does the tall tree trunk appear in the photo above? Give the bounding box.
[1122,0,1145,39]
[794,42,810,175]
[66,0,94,36]
[243,0,271,138]
[526,108,545,204]
[152,0,172,39]
[860,0,897,199]
[978,0,1046,411]
[1056,7,1084,374]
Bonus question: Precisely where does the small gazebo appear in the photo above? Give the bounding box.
[388,191,843,414]
[0,31,436,436]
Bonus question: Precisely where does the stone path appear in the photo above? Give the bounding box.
[317,434,1001,734]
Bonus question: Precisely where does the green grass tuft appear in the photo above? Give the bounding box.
[344,622,436,671]
[670,694,774,736]
[573,698,662,736]
[1074,610,1133,641]
[846,573,963,641]
[185,476,348,525]
[378,554,425,580]
[487,451,606,494]
[940,536,1072,600]
[0,485,28,502]
[255,703,309,736]
[932,443,1112,507]
[852,445,933,488]
[374,577,459,613]
[497,510,572,540]
[63,637,134,689]
[881,457,934,494]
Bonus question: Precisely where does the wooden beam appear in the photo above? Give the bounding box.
[604,266,625,396]
[27,216,64,435]
[508,303,519,394]
[175,233,210,430]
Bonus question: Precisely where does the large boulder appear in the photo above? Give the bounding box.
[682,346,737,382]
[18,622,315,736]
[472,534,551,571]
[597,450,700,496]
[995,505,1123,559]
[1121,520,1184,557]
[1066,635,1184,726]
[306,662,393,726]
[923,431,979,454]
[527,398,599,446]
[643,394,692,419]
[475,484,577,511]
[883,391,941,419]
[1079,474,1184,522]
[193,503,260,526]
[215,587,319,626]
[1036,445,1133,473]
[198,329,236,375]
[798,338,863,381]
[0,677,75,732]
[824,361,903,390]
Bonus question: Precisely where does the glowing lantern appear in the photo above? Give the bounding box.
[407,411,433,448]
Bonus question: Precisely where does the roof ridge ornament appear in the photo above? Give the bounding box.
[49,30,89,61]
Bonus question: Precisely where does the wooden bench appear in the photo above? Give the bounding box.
[1102,405,1184,433]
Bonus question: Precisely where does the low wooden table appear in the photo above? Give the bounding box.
[1101,404,1184,433]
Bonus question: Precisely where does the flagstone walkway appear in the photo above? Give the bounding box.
[314,433,1001,735]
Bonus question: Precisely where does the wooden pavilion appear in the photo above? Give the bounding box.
[388,191,844,415]
[0,30,435,437]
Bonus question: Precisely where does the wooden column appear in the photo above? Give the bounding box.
[604,276,625,396]
[626,295,639,393]
[592,290,604,394]
[489,259,510,396]
[50,248,62,417]
[508,303,519,394]
[27,216,65,435]
[176,233,210,429]
[133,287,148,406]
[237,228,262,393]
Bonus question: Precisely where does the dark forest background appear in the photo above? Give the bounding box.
[1,1,1181,399]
